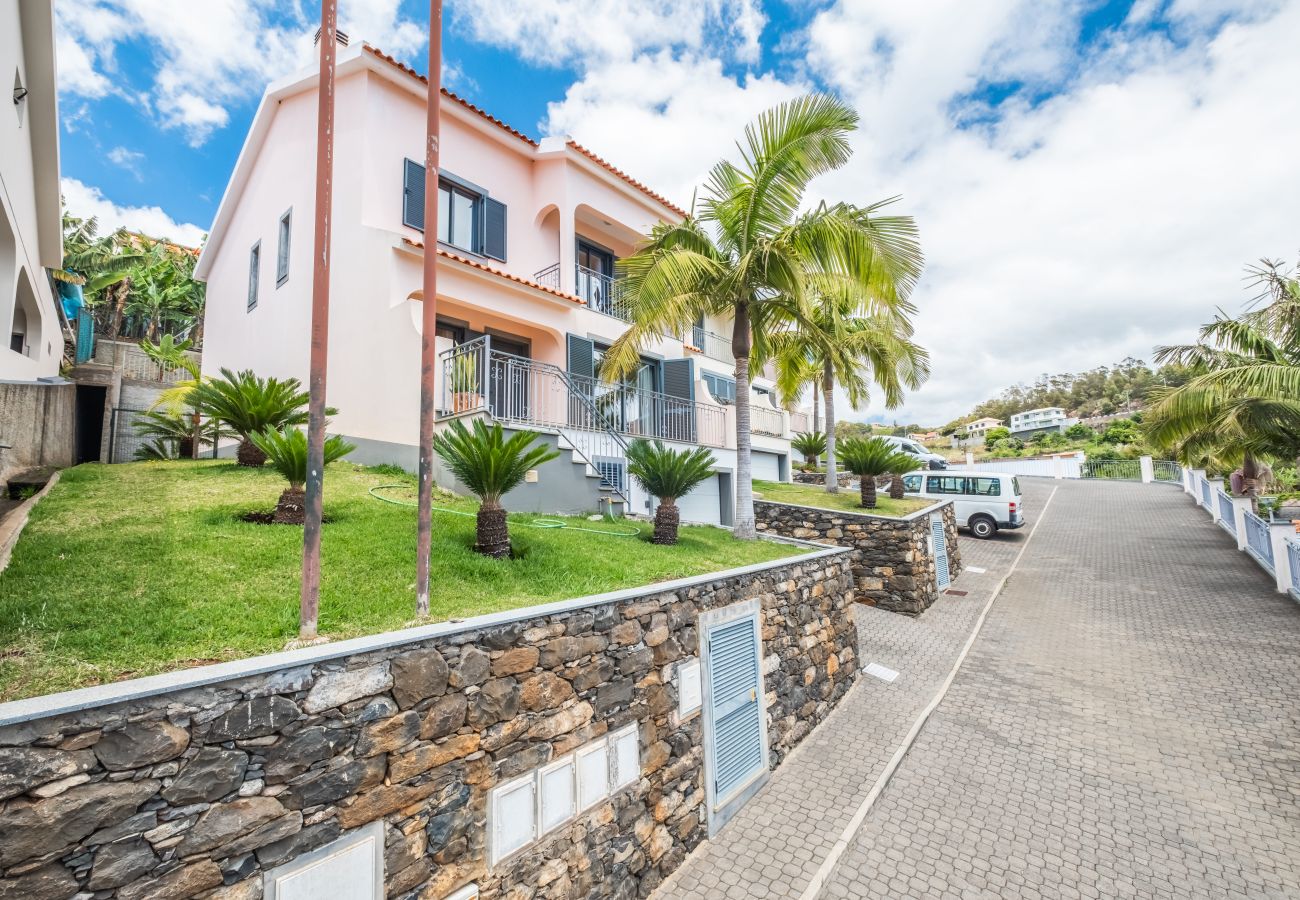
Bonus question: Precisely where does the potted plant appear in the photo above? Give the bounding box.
[450,352,482,414]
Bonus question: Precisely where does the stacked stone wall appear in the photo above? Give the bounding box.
[754,500,961,616]
[0,549,854,900]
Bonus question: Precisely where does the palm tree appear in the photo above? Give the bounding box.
[791,431,827,471]
[1147,306,1300,498]
[624,440,716,544]
[249,427,355,524]
[770,283,928,495]
[838,436,916,509]
[604,94,920,538]
[131,409,227,459]
[189,368,320,467]
[885,446,921,499]
[432,419,560,558]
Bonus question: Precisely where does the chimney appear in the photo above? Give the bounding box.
[313,27,350,47]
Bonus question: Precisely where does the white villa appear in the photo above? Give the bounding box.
[964,417,1002,440]
[1009,407,1076,436]
[196,40,807,525]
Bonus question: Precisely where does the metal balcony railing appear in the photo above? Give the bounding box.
[689,326,733,363]
[576,265,631,322]
[751,401,784,437]
[533,263,560,291]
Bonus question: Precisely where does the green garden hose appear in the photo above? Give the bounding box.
[367,484,641,537]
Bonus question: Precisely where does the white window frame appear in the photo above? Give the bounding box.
[247,240,260,311]
[487,774,537,866]
[276,208,292,287]
[575,736,610,812]
[609,724,640,790]
[264,820,384,900]
[537,755,577,835]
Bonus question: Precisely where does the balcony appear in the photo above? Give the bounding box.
[534,264,633,322]
[689,326,733,364]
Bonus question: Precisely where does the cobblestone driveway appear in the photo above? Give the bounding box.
[822,479,1300,899]
[660,479,1300,900]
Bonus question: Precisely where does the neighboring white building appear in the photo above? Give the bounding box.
[964,417,1002,440]
[1009,407,1076,435]
[1,0,63,382]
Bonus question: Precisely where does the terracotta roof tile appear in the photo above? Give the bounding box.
[401,238,586,305]
[566,140,688,218]
[363,44,685,217]
[363,45,538,148]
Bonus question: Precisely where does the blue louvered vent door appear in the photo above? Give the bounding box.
[931,514,951,589]
[706,613,765,828]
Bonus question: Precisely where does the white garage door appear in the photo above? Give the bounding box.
[675,473,723,525]
[751,452,781,481]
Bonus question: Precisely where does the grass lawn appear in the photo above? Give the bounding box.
[0,461,802,700]
[753,479,933,517]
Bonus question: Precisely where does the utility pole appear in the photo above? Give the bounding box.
[299,0,338,643]
[415,1,444,616]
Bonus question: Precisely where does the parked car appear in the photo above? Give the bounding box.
[900,471,1024,538]
[881,436,948,470]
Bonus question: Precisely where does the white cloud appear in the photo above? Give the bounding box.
[450,0,766,68]
[106,146,145,180]
[533,0,1300,425]
[62,178,207,248]
[55,0,426,145]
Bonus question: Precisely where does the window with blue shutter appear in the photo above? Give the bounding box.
[661,358,696,443]
[402,159,506,261]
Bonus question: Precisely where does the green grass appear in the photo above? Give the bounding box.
[753,479,933,517]
[0,461,802,700]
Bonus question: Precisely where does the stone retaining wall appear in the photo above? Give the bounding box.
[0,549,855,900]
[754,500,961,616]
[791,471,855,488]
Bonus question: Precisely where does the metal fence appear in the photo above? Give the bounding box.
[1200,477,1212,507]
[750,402,784,437]
[1081,458,1142,481]
[1243,509,1274,573]
[689,326,733,364]
[92,339,198,383]
[951,457,1078,478]
[1289,539,1300,599]
[1153,460,1182,482]
[108,407,222,463]
[1217,490,1236,534]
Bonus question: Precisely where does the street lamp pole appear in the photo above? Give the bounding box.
[415,1,444,616]
[299,0,338,642]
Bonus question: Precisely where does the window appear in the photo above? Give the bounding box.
[487,726,640,867]
[925,475,969,495]
[276,209,292,286]
[902,474,922,493]
[968,477,1001,496]
[703,372,736,404]
[247,241,260,310]
[402,159,507,261]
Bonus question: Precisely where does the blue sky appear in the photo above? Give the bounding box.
[55,0,1300,424]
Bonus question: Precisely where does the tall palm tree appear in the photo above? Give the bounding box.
[769,281,928,494]
[1147,292,1300,497]
[604,94,921,538]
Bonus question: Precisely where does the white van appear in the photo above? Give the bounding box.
[900,471,1024,538]
[880,436,948,470]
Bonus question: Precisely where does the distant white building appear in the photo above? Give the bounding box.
[1009,407,1076,436]
[964,417,1002,440]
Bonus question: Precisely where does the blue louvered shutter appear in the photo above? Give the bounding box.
[403,158,425,231]
[931,514,951,589]
[483,197,507,261]
[661,358,696,443]
[708,616,764,803]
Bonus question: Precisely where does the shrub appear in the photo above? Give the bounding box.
[249,427,356,524]
[984,426,1011,448]
[791,431,827,470]
[191,368,330,467]
[432,419,560,558]
[838,437,916,509]
[624,440,716,544]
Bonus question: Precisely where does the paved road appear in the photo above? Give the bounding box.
[659,478,1300,900]
[821,479,1300,899]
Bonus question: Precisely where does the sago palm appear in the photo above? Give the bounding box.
[885,444,922,500]
[250,428,355,524]
[838,437,915,509]
[791,431,827,470]
[432,419,560,558]
[624,440,716,544]
[604,93,920,539]
[190,368,321,467]
[769,283,928,495]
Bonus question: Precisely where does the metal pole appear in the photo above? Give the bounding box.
[415,1,444,616]
[299,0,338,643]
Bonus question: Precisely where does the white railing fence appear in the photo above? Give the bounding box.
[1243,509,1274,574]
[1289,540,1300,600]
[1217,490,1236,535]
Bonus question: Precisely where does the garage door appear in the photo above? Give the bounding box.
[751,452,781,481]
[675,473,722,525]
